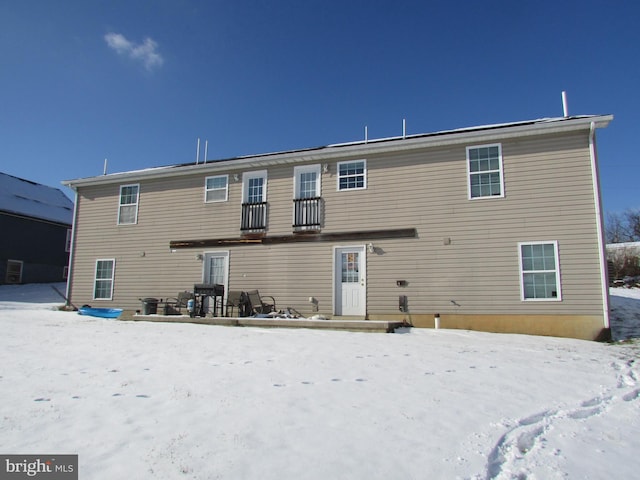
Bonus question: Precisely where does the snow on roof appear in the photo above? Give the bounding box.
[0,172,73,225]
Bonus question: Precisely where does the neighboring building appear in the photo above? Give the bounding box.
[63,114,612,340]
[0,172,74,284]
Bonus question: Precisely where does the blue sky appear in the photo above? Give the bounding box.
[1,0,638,213]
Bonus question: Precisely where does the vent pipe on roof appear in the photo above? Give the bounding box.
[364,126,368,144]
[103,158,108,175]
[403,118,406,139]
[204,140,208,164]
[196,138,200,164]
[562,91,569,118]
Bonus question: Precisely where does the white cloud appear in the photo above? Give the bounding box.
[104,32,164,71]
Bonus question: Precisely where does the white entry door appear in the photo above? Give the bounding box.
[203,251,229,304]
[334,246,366,316]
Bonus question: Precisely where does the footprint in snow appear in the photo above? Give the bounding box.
[136,394,150,398]
[34,398,51,402]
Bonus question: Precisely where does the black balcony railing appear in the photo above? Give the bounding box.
[241,201,267,231]
[293,197,322,229]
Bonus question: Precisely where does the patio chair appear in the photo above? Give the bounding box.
[226,290,250,317]
[245,290,276,315]
[162,291,194,315]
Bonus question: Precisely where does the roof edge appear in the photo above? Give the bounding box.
[63,114,613,189]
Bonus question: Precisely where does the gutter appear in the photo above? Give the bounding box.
[62,115,613,189]
[589,121,611,329]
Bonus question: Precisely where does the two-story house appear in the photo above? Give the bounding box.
[1,172,74,284]
[63,114,612,339]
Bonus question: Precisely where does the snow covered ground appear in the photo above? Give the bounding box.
[1,284,639,479]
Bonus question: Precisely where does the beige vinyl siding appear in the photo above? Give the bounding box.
[68,129,605,323]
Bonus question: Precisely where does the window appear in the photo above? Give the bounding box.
[94,259,115,300]
[118,184,140,225]
[65,229,72,253]
[293,165,322,229]
[205,175,228,203]
[467,144,504,199]
[519,242,561,301]
[241,171,268,231]
[63,266,69,279]
[337,160,366,191]
[5,260,23,284]
[294,165,321,199]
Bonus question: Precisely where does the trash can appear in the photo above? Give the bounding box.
[141,297,158,315]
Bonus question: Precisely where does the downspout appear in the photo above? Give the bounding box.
[65,186,79,309]
[588,122,610,329]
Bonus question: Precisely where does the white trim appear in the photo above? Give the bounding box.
[117,184,140,225]
[63,116,612,190]
[65,189,79,303]
[337,159,367,191]
[518,241,562,301]
[466,143,504,200]
[333,245,367,316]
[93,258,115,300]
[589,122,610,328]
[242,170,267,203]
[204,174,229,203]
[202,251,230,309]
[293,164,321,199]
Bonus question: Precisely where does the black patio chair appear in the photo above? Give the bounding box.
[162,291,194,315]
[245,290,276,315]
[226,290,250,317]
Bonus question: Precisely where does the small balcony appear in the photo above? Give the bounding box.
[293,197,322,230]
[241,201,267,231]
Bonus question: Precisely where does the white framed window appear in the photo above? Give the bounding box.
[205,175,229,203]
[467,144,504,199]
[337,160,366,191]
[518,241,561,301]
[118,184,140,225]
[65,229,72,253]
[293,164,322,229]
[94,259,115,300]
[294,164,321,199]
[242,170,267,203]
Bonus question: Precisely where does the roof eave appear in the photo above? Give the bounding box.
[62,115,613,189]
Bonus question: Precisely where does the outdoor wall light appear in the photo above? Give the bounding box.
[367,243,375,253]
[196,253,203,261]
[322,164,329,174]
[233,174,240,182]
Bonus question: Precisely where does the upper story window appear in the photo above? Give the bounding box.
[241,170,268,231]
[205,175,229,203]
[467,144,504,199]
[293,165,322,230]
[337,160,366,191]
[118,184,139,225]
[294,165,321,199]
[518,241,561,301]
[243,170,267,204]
